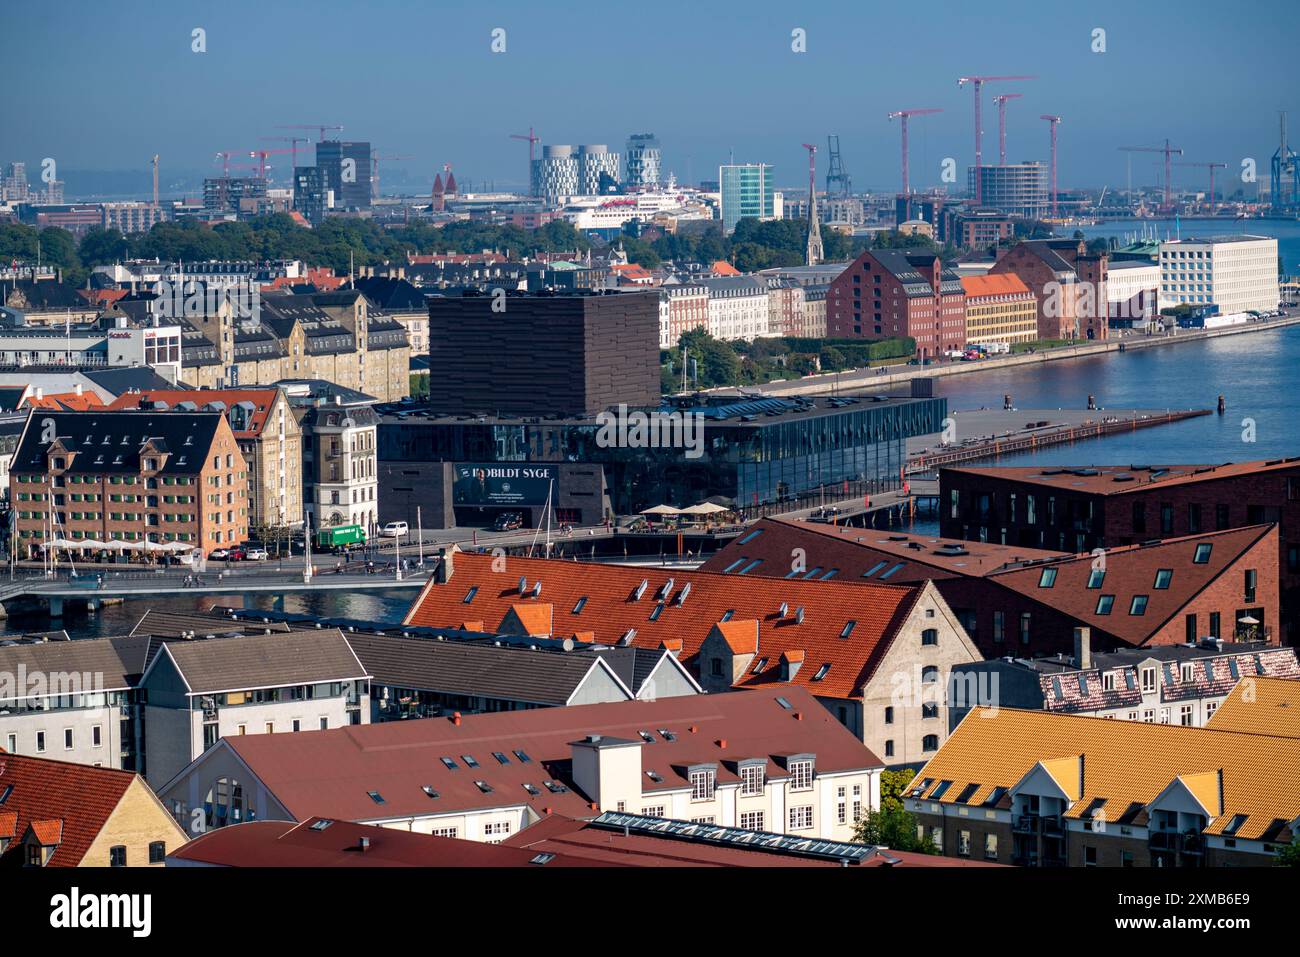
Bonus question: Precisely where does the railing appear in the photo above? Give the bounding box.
[1012,814,1039,834]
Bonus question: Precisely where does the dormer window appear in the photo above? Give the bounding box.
[788,758,814,791]
[739,762,765,795]
[689,766,716,801]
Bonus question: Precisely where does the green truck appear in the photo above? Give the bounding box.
[315,524,366,549]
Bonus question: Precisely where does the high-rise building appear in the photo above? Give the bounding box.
[316,140,372,211]
[966,162,1048,219]
[719,163,775,234]
[624,133,662,188]
[293,166,328,224]
[1,162,30,202]
[203,177,268,217]
[531,145,621,201]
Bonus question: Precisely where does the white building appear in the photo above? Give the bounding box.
[1105,260,1162,327]
[1159,235,1279,316]
[701,277,771,341]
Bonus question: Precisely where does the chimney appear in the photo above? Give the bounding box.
[35,387,43,401]
[434,546,455,584]
[358,836,370,852]
[1074,627,1091,670]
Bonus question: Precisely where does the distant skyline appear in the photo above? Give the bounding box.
[7,0,1300,197]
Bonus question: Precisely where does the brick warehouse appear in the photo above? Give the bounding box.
[988,238,1108,341]
[939,459,1300,643]
[10,410,249,558]
[827,249,966,358]
[425,289,659,417]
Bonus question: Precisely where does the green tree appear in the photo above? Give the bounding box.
[1277,838,1300,867]
[853,804,937,853]
[676,329,740,389]
[78,227,132,267]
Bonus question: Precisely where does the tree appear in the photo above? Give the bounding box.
[675,330,740,389]
[853,804,938,854]
[1277,838,1300,867]
[78,227,132,267]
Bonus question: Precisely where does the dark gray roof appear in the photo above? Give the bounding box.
[0,634,153,694]
[345,632,625,707]
[12,410,224,475]
[82,366,180,396]
[154,629,369,694]
[131,608,293,639]
[349,277,428,312]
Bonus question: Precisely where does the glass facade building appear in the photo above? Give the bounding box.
[720,164,775,234]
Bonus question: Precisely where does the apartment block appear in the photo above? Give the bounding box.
[960,273,1038,345]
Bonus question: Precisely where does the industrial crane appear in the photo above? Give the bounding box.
[511,128,540,194]
[1175,161,1227,213]
[261,135,309,171]
[887,109,942,195]
[993,93,1023,165]
[249,148,294,181]
[1119,140,1183,213]
[1040,115,1061,219]
[957,75,1036,204]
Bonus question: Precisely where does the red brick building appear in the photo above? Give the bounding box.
[9,410,249,559]
[988,239,1108,341]
[940,460,1300,643]
[827,249,966,358]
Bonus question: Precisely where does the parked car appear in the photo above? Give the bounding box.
[210,547,232,560]
[493,512,524,532]
[244,547,269,561]
[379,521,409,538]
[228,546,248,561]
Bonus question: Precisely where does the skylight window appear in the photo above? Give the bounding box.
[522,782,541,796]
[474,780,493,794]
[513,749,532,764]
[463,586,478,604]
[1038,568,1057,588]
[840,620,857,639]
[492,752,510,765]
[737,528,764,546]
[752,656,769,674]
[1223,813,1248,836]
[461,755,479,768]
[1194,543,1213,563]
[1153,569,1173,590]
[720,609,735,622]
[737,559,764,575]
[638,730,655,743]
[1129,595,1149,615]
[646,770,663,783]
[310,819,333,830]
[543,780,568,793]
[722,558,747,573]
[776,696,792,710]
[572,596,588,614]
[930,780,953,800]
[1096,594,1115,615]
[422,786,439,799]
[530,852,556,865]
[649,603,664,621]
[440,757,458,770]
[366,791,385,805]
[1087,568,1105,589]
[878,562,905,580]
[812,663,831,681]
[863,561,889,578]
[657,728,676,741]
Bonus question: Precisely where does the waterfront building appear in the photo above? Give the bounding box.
[158,686,885,844]
[9,409,248,558]
[719,164,775,234]
[0,753,187,867]
[988,239,1109,341]
[1105,260,1162,328]
[939,459,1300,643]
[106,388,304,533]
[801,283,828,337]
[404,547,980,764]
[1159,235,1279,316]
[960,273,1038,345]
[906,681,1300,866]
[827,249,966,357]
[295,402,377,533]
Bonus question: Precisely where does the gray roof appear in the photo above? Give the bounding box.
[131,609,293,640]
[153,629,370,695]
[344,632,629,707]
[0,635,153,696]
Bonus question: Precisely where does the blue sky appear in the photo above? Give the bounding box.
[6,0,1299,194]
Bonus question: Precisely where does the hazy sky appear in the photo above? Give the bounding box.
[6,0,1299,194]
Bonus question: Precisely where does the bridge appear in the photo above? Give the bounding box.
[0,562,431,618]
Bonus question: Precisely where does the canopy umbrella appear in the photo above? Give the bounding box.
[142,541,170,552]
[681,502,730,515]
[115,541,145,551]
[80,539,108,550]
[1237,614,1261,625]
[639,505,682,515]
[39,538,78,550]
[163,541,196,551]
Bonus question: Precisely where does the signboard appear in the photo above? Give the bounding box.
[453,464,556,507]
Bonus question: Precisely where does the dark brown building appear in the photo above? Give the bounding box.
[425,290,659,416]
[988,239,1108,341]
[940,460,1300,643]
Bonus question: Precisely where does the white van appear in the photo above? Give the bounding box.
[380,521,409,538]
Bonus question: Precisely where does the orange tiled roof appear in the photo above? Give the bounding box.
[959,273,1031,298]
[77,288,128,306]
[504,603,553,637]
[106,387,281,437]
[711,260,741,276]
[1206,677,1300,739]
[29,818,64,845]
[0,754,136,866]
[405,551,921,700]
[21,391,106,411]
[715,619,759,655]
[0,811,16,839]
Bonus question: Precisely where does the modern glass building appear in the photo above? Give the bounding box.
[377,394,946,519]
[719,164,775,234]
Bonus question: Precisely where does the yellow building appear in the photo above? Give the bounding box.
[960,273,1038,345]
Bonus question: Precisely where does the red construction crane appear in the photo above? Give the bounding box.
[214,151,243,178]
[371,154,414,200]
[1175,161,1227,212]
[276,124,343,142]
[993,93,1023,165]
[887,109,942,195]
[248,148,294,180]
[511,127,540,192]
[261,135,309,171]
[958,75,1036,204]
[1119,140,1183,212]
[1040,115,1061,219]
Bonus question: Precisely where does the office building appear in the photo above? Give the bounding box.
[316,140,372,212]
[1159,235,1279,315]
[292,166,328,224]
[960,273,1038,345]
[624,133,662,188]
[719,164,775,234]
[966,162,1048,219]
[531,145,621,202]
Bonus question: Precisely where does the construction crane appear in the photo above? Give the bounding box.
[993,93,1023,165]
[261,135,309,171]
[151,155,159,208]
[825,134,851,196]
[510,127,540,195]
[214,151,242,178]
[1040,115,1061,219]
[249,148,294,181]
[371,154,414,201]
[1119,140,1183,213]
[1175,161,1227,212]
[957,75,1036,204]
[887,109,942,195]
[276,124,343,142]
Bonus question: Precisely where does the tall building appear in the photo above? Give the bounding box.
[1159,235,1279,316]
[966,162,1048,219]
[316,140,372,212]
[1,161,30,202]
[827,249,966,356]
[530,145,621,202]
[203,177,267,217]
[719,164,775,234]
[292,166,328,224]
[624,133,661,188]
[989,239,1109,341]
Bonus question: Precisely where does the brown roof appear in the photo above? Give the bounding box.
[405,551,922,700]
[1206,677,1300,739]
[0,634,152,694]
[944,459,1300,496]
[167,817,608,867]
[0,754,137,866]
[217,686,881,824]
[148,629,369,695]
[105,388,284,438]
[910,707,1300,842]
[700,518,1065,582]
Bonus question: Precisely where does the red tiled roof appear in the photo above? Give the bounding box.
[106,388,281,437]
[218,686,881,824]
[0,811,17,839]
[711,260,741,276]
[959,273,1031,298]
[29,818,64,845]
[503,603,553,637]
[405,552,921,699]
[0,754,136,866]
[21,391,106,411]
[715,620,758,654]
[77,288,128,306]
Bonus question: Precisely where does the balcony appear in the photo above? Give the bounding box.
[1040,816,1065,838]
[1013,814,1039,834]
[1149,830,1181,851]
